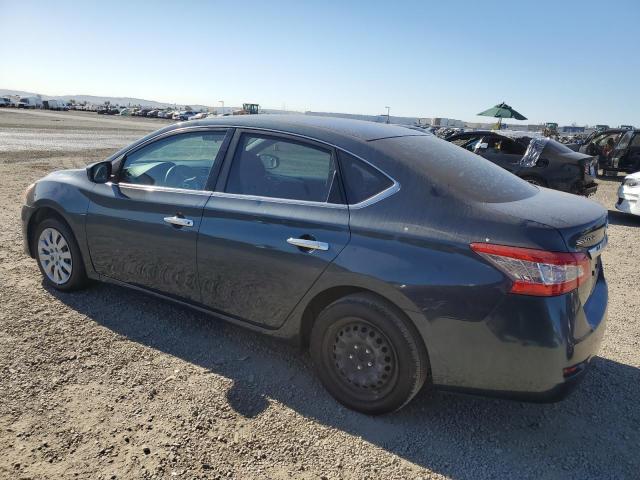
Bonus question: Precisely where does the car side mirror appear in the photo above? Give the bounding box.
[86,161,112,183]
[259,153,280,170]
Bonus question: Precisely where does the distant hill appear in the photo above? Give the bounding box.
[0,88,209,111]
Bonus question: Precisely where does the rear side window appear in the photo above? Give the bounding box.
[631,133,640,147]
[225,134,338,203]
[338,151,393,204]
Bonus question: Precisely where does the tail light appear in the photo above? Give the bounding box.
[584,158,596,175]
[470,243,590,296]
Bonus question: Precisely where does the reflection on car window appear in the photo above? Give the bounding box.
[226,134,337,203]
[121,132,226,190]
[616,131,634,150]
[338,151,393,204]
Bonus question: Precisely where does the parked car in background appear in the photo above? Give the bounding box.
[172,110,196,121]
[616,172,640,216]
[21,115,608,414]
[603,129,640,174]
[0,97,10,107]
[189,112,209,120]
[447,131,598,195]
[569,128,626,169]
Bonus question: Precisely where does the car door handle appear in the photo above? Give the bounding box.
[164,216,194,227]
[287,238,329,251]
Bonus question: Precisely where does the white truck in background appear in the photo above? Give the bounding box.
[18,96,43,109]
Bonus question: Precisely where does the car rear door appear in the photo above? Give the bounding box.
[85,128,230,302]
[197,130,350,329]
[475,135,525,173]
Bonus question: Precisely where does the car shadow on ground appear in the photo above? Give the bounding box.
[596,174,624,183]
[49,283,640,478]
[608,210,640,227]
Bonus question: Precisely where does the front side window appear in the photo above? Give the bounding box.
[225,134,338,203]
[120,131,226,190]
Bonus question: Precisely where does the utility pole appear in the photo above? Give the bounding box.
[385,106,390,124]
[218,100,224,115]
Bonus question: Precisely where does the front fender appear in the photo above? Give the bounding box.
[23,171,96,276]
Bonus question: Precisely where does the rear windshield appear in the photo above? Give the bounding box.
[541,138,576,155]
[371,135,537,203]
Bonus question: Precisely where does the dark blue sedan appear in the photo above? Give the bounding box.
[21,115,608,414]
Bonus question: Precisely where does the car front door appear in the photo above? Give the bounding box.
[85,128,230,302]
[615,131,640,172]
[197,130,350,329]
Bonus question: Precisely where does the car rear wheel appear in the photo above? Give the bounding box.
[33,218,89,291]
[310,293,429,414]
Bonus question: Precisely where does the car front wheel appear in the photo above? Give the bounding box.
[310,293,430,414]
[32,218,89,291]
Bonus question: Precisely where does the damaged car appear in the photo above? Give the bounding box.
[604,129,640,174]
[569,128,627,172]
[447,131,598,195]
[616,171,640,217]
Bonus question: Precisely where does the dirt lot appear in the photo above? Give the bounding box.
[0,109,638,480]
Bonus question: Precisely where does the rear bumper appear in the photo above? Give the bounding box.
[439,360,591,403]
[583,182,598,195]
[417,270,607,401]
[577,182,598,196]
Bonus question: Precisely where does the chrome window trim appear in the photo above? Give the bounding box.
[114,123,401,208]
[209,191,348,209]
[113,182,214,196]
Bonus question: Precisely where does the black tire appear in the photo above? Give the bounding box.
[520,175,547,187]
[32,217,89,292]
[310,293,430,414]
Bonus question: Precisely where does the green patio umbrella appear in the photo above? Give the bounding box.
[478,102,527,129]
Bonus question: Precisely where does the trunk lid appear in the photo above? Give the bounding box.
[486,188,607,301]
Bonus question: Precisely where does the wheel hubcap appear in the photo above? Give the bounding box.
[37,227,72,285]
[333,321,396,392]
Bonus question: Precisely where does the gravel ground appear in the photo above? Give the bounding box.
[0,109,638,480]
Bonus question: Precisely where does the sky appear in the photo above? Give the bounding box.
[1,0,639,125]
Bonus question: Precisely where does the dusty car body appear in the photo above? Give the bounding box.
[447,131,598,195]
[21,116,608,414]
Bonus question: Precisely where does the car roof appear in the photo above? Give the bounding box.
[173,114,429,143]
